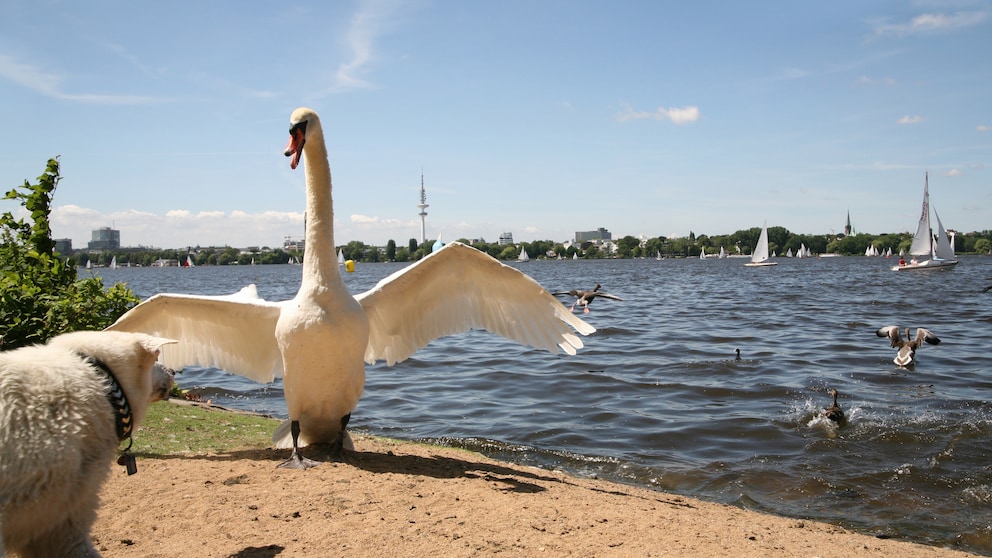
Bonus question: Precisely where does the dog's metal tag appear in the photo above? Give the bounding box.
[124,454,137,475]
[118,452,138,475]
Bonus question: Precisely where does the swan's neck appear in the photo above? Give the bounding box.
[301,131,339,284]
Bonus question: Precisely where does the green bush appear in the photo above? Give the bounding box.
[0,157,140,350]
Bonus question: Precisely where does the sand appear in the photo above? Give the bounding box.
[91,413,976,558]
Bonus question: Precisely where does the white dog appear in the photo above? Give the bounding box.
[0,331,176,558]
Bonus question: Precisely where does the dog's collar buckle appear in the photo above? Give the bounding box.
[78,352,139,475]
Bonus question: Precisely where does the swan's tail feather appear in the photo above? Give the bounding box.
[272,419,300,449]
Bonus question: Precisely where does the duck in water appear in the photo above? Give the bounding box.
[552,284,623,313]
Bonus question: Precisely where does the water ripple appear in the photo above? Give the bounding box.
[95,255,992,554]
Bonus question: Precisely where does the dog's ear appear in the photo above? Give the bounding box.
[140,336,178,355]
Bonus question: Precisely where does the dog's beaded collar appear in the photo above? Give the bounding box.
[78,352,138,475]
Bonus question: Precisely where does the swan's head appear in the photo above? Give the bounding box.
[284,107,321,170]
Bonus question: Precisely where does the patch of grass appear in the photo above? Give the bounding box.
[132,401,279,457]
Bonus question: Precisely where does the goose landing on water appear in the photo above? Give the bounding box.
[823,389,846,425]
[876,326,941,368]
[108,108,595,469]
[551,284,623,313]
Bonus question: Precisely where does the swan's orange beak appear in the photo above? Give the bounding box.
[284,126,306,170]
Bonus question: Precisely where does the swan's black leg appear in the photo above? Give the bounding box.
[277,420,320,469]
[330,413,351,457]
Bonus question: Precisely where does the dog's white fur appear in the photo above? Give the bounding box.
[0,331,176,558]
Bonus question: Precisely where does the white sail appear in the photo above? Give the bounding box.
[894,172,958,271]
[699,247,706,259]
[719,246,726,258]
[337,248,345,265]
[517,246,529,262]
[909,175,933,256]
[745,223,777,267]
[109,256,117,269]
[933,208,955,260]
[786,248,793,258]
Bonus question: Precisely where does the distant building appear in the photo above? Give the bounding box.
[54,238,72,256]
[575,227,612,243]
[417,171,429,245]
[498,232,514,246]
[844,211,852,237]
[283,236,305,252]
[87,227,120,251]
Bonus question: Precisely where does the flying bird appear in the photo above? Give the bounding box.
[875,326,941,368]
[108,107,595,469]
[552,284,623,313]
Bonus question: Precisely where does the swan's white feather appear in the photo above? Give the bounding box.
[356,241,596,366]
[106,108,595,458]
[107,285,284,383]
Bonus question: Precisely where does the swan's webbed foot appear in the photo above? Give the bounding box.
[276,420,320,470]
[583,307,590,314]
[277,450,321,470]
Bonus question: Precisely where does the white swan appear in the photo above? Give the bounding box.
[107,107,595,468]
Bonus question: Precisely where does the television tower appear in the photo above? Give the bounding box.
[417,170,429,245]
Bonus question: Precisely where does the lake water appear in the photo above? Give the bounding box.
[92,255,992,554]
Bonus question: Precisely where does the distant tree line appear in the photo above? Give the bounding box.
[74,226,992,266]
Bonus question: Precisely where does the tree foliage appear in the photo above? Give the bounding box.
[1,158,141,350]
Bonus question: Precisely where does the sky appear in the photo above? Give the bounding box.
[1,0,990,250]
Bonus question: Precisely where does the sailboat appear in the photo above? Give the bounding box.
[184,254,195,268]
[517,246,530,262]
[109,256,117,269]
[699,247,706,260]
[719,246,726,259]
[337,248,345,266]
[745,222,777,267]
[894,172,958,271]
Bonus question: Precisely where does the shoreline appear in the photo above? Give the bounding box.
[90,401,977,557]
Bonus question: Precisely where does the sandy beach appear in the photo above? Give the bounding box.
[90,403,975,558]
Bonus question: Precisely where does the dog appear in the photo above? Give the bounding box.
[0,330,176,558]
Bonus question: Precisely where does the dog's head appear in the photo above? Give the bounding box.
[47,331,178,427]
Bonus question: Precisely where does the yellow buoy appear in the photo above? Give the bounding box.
[345,259,355,272]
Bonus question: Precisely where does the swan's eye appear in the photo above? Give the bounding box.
[289,120,308,135]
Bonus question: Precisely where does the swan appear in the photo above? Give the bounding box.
[875,326,940,368]
[108,107,595,469]
[551,284,623,313]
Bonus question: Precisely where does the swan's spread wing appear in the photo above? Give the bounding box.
[876,325,902,347]
[355,242,596,366]
[594,292,623,301]
[106,285,285,382]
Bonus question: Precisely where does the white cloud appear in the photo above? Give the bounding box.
[857,75,896,86]
[616,102,700,125]
[0,53,171,105]
[333,0,406,91]
[898,115,923,124]
[946,169,963,176]
[49,205,306,249]
[978,124,991,132]
[871,11,988,38]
